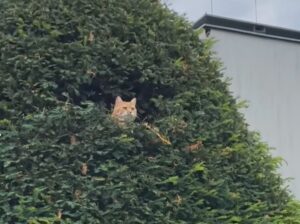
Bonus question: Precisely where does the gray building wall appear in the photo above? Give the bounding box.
[206,29,300,198]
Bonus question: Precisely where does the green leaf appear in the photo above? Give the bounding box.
[160,176,179,185]
[190,162,205,173]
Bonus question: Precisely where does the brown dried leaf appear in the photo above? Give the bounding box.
[174,194,182,206]
[88,31,95,43]
[86,69,96,78]
[70,134,78,145]
[57,210,62,220]
[183,140,203,153]
[74,189,82,200]
[147,156,156,161]
[81,163,88,175]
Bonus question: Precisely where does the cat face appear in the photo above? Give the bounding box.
[112,96,137,123]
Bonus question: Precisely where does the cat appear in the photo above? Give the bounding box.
[112,96,137,125]
[111,96,171,144]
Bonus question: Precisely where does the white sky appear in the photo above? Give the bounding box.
[162,0,300,31]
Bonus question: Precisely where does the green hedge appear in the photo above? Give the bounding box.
[0,0,299,223]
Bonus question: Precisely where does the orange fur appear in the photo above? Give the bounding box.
[112,96,137,124]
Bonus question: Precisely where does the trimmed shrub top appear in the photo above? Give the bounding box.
[0,0,299,223]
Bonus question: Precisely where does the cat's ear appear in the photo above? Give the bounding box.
[130,97,136,105]
[115,96,123,104]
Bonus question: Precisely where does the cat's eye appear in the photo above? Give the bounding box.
[123,107,127,110]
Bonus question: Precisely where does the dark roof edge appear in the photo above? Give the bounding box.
[193,14,300,43]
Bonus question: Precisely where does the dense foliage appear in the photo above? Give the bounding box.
[1,0,300,223]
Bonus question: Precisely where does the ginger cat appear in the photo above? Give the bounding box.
[111,96,171,144]
[112,96,137,125]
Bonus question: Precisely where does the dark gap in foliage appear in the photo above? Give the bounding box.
[56,29,81,44]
